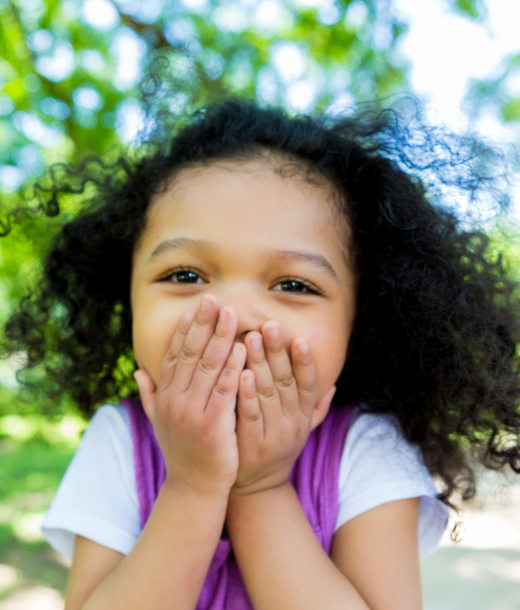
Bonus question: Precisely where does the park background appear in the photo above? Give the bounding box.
[0,0,520,607]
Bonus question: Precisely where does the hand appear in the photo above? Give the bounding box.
[231,321,336,496]
[134,295,247,498]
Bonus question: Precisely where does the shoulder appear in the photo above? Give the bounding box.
[343,408,421,463]
[85,403,132,439]
[42,403,140,559]
[75,404,137,499]
[336,406,449,556]
[75,404,134,463]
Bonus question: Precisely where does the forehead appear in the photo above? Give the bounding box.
[139,160,349,262]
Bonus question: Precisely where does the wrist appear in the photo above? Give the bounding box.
[162,476,231,505]
[230,467,293,498]
[228,479,292,503]
[226,481,294,534]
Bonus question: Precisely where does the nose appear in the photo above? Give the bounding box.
[213,284,269,343]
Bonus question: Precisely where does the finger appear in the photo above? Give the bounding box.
[244,332,280,428]
[188,306,239,406]
[134,369,157,423]
[158,308,197,390]
[236,369,264,432]
[168,294,219,394]
[261,321,298,415]
[206,342,247,421]
[290,338,317,417]
[312,385,336,429]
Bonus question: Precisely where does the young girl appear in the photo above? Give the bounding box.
[4,97,520,610]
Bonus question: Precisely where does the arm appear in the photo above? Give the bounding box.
[64,297,247,610]
[228,322,422,610]
[66,484,228,610]
[227,490,421,610]
[330,497,422,609]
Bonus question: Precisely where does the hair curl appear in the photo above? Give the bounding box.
[3,93,520,508]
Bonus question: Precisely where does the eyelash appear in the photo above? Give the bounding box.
[158,267,321,295]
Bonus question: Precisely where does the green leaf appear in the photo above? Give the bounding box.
[453,0,482,19]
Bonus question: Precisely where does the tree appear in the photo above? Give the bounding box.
[0,0,489,415]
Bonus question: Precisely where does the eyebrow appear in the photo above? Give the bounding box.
[149,237,338,281]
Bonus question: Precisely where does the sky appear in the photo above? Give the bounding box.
[74,0,520,154]
[4,0,520,217]
[393,0,520,221]
[395,0,520,137]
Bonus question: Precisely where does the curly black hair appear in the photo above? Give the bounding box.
[3,93,520,509]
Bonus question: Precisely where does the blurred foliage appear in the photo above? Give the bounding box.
[467,55,520,124]
[453,0,485,19]
[0,0,507,420]
[0,419,80,600]
[0,0,487,196]
[0,2,517,601]
[0,0,411,180]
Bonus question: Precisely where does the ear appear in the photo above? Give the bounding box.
[133,369,157,424]
[310,385,336,431]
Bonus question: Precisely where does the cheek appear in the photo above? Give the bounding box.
[284,325,348,398]
[132,302,182,384]
[311,329,348,380]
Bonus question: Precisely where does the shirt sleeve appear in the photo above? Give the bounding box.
[41,404,141,560]
[334,409,449,557]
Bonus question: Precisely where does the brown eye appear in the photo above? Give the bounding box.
[273,279,317,294]
[163,269,204,284]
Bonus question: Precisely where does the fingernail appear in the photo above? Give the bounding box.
[298,339,310,354]
[200,296,212,312]
[252,336,262,350]
[219,308,229,323]
[232,343,242,355]
[266,325,280,340]
[243,372,254,385]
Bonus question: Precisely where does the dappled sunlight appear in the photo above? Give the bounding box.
[11,513,45,544]
[422,474,520,609]
[0,428,76,605]
[0,566,19,596]
[440,477,520,550]
[422,548,520,609]
[0,586,63,610]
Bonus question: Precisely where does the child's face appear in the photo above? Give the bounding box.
[131,160,357,405]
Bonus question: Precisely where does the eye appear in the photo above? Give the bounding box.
[160,268,205,284]
[272,278,319,294]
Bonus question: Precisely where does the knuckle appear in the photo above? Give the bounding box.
[220,362,236,378]
[250,351,265,365]
[179,345,200,364]
[178,320,190,335]
[243,411,262,424]
[213,323,229,340]
[258,385,278,401]
[213,380,232,397]
[212,362,237,394]
[164,350,179,366]
[197,356,220,376]
[301,380,317,396]
[275,373,296,390]
[194,314,213,329]
[177,328,190,342]
[269,341,286,354]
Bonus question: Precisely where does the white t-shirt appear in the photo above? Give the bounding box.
[41,405,449,560]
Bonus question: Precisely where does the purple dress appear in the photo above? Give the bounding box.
[123,400,354,610]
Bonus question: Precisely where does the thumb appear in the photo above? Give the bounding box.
[134,369,157,424]
[311,385,336,430]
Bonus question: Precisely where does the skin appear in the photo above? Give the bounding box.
[64,160,422,610]
[131,161,355,410]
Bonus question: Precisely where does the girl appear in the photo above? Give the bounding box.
[4,96,520,610]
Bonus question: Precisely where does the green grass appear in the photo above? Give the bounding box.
[0,418,82,601]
